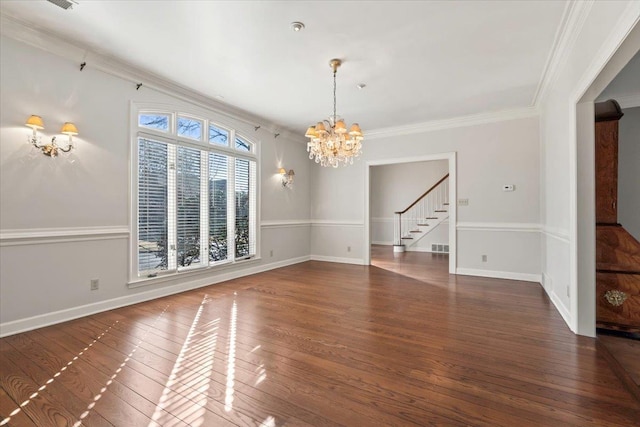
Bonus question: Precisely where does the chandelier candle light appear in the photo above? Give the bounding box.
[305,59,363,167]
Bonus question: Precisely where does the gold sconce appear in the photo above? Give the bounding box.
[278,168,295,188]
[26,115,78,157]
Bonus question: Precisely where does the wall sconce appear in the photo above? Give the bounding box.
[278,167,295,188]
[25,115,78,157]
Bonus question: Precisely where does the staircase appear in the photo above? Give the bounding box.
[393,174,449,252]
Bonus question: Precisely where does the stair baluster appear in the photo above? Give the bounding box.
[393,174,449,251]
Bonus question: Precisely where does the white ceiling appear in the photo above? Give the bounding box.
[0,0,569,135]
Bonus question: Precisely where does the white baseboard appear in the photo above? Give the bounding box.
[310,255,365,265]
[371,241,393,245]
[0,255,310,337]
[548,289,573,330]
[456,268,541,283]
[406,247,448,253]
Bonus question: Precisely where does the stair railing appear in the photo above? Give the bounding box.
[393,174,449,248]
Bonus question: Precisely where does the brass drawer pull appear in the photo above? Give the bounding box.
[604,290,628,307]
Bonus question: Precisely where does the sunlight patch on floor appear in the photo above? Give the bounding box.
[73,306,170,427]
[0,321,119,427]
[225,294,238,412]
[149,296,220,427]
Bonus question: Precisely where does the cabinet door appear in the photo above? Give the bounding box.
[595,120,618,224]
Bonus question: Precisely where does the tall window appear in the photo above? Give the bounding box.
[135,111,257,278]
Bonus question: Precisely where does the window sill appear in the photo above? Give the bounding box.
[127,256,261,289]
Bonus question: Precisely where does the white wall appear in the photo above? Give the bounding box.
[619,107,640,240]
[370,160,448,246]
[311,115,541,281]
[0,33,312,335]
[539,1,640,335]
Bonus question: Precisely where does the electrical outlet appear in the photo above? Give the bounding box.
[347,246,351,252]
[481,255,487,262]
[269,249,273,257]
[502,184,515,192]
[458,198,469,206]
[90,279,99,291]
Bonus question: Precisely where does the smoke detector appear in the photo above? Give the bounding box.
[46,0,78,10]
[290,22,305,32]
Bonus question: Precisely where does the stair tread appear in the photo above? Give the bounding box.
[410,230,422,233]
[435,210,448,212]
[401,237,414,240]
[443,203,450,205]
[417,223,430,226]
[426,217,438,219]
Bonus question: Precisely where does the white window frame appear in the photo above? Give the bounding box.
[129,103,259,283]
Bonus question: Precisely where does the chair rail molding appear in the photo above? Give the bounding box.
[0,226,129,246]
[260,220,312,229]
[456,222,541,232]
[310,220,364,227]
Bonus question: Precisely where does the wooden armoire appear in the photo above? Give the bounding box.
[595,99,640,333]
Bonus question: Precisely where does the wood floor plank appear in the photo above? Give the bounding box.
[0,385,37,427]
[1,249,639,426]
[0,352,83,426]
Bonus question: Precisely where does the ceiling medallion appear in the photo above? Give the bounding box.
[305,59,364,168]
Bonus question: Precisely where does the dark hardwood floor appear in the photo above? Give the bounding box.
[1,246,639,426]
[597,332,640,402]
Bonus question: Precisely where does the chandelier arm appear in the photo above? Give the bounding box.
[30,138,47,149]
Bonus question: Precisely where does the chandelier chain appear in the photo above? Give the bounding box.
[333,69,337,123]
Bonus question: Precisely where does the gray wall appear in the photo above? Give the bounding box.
[0,34,311,334]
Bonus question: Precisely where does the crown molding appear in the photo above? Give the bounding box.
[532,1,594,107]
[0,13,301,142]
[573,3,640,107]
[365,106,539,140]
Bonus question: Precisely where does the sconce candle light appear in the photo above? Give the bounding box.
[278,167,295,188]
[26,115,78,157]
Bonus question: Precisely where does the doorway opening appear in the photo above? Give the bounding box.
[364,152,457,274]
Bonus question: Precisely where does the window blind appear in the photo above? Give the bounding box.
[138,138,169,273]
[176,146,201,268]
[209,153,228,262]
[234,158,256,259]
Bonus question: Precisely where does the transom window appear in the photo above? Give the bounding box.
[134,110,257,278]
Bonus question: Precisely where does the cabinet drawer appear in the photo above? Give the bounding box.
[596,272,640,330]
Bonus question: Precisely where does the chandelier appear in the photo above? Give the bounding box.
[305,59,364,168]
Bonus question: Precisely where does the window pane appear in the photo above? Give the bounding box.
[209,124,229,146]
[138,138,168,273]
[235,137,251,152]
[176,146,201,267]
[177,116,203,140]
[209,153,228,262]
[139,114,170,132]
[235,158,251,258]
